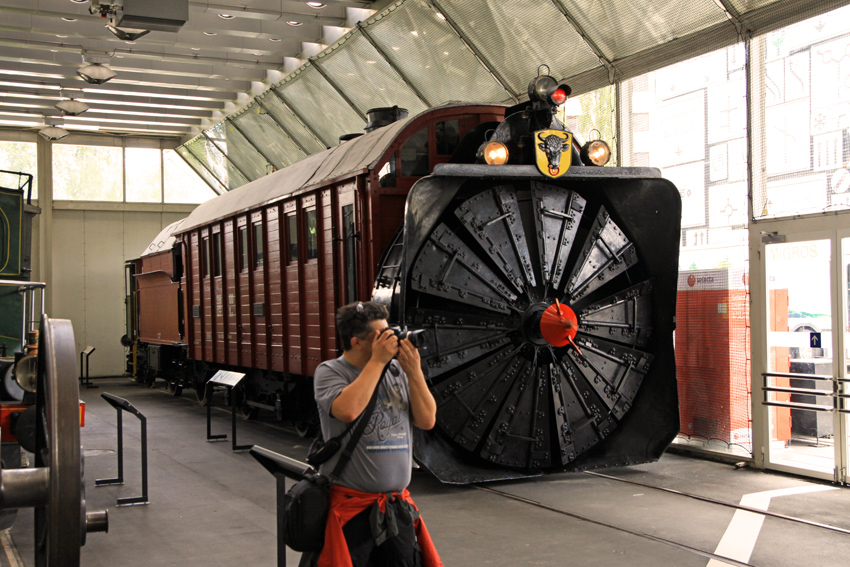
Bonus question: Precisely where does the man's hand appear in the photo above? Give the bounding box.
[398,338,437,430]
[370,328,398,365]
[397,338,421,376]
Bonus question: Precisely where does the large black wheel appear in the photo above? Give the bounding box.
[384,174,681,481]
[29,317,107,565]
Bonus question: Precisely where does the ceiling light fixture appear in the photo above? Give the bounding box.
[56,35,68,38]
[55,98,89,116]
[218,14,235,19]
[203,31,217,36]
[69,0,87,3]
[269,38,282,42]
[286,21,303,26]
[306,2,326,8]
[191,47,201,51]
[62,17,77,22]
[39,125,70,141]
[106,24,150,41]
[77,63,116,84]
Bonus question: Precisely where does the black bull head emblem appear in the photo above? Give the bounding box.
[538,132,571,176]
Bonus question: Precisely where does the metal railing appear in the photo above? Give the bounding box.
[762,371,850,414]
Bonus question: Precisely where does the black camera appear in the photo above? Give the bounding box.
[388,325,426,349]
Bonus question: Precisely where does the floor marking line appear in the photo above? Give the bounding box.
[706,484,838,566]
[585,471,850,535]
[475,485,752,567]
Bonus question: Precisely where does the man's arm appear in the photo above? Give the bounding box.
[330,330,396,423]
[398,339,437,430]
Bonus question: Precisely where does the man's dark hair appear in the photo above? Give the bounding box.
[337,301,388,351]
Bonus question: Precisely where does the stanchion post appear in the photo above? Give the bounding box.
[206,381,226,442]
[95,392,150,506]
[276,472,287,567]
[205,370,250,452]
[230,385,252,452]
[249,447,317,567]
[95,406,124,486]
[79,346,97,389]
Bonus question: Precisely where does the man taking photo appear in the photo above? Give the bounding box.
[313,301,443,567]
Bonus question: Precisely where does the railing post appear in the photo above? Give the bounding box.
[95,393,149,506]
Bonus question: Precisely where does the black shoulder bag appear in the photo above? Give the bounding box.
[282,362,390,552]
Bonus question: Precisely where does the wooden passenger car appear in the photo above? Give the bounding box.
[171,104,506,413]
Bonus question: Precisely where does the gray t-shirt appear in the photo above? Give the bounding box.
[314,356,413,493]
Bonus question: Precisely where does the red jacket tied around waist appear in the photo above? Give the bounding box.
[318,484,443,567]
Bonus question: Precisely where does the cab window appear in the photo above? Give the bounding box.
[378,154,396,187]
[436,119,460,156]
[400,127,429,176]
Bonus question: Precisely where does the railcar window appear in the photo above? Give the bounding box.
[378,154,396,187]
[342,204,357,303]
[286,214,298,262]
[202,237,210,278]
[435,120,460,156]
[305,209,318,260]
[212,232,222,277]
[238,227,248,272]
[253,224,264,268]
[400,128,429,176]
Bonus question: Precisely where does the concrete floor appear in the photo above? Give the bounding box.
[4,377,850,567]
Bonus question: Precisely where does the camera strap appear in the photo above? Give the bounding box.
[328,359,393,482]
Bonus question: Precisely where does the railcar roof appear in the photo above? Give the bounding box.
[179,104,476,233]
[140,218,187,258]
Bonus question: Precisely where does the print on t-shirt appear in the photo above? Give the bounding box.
[364,384,410,454]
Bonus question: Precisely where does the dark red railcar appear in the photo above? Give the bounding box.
[144,105,505,420]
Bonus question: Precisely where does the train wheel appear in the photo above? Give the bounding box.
[167,380,183,397]
[239,403,259,420]
[395,178,679,477]
[194,383,209,405]
[191,362,211,405]
[31,317,108,565]
[294,421,315,438]
[234,387,258,420]
[143,369,156,388]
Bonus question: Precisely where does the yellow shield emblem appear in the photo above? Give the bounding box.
[534,130,573,178]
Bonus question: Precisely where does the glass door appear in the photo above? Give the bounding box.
[838,235,850,484]
[763,238,838,480]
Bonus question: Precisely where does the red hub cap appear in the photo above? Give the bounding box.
[539,301,578,347]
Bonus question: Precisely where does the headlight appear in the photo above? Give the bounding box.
[483,141,509,165]
[580,140,611,166]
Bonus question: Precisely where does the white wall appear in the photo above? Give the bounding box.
[45,208,189,377]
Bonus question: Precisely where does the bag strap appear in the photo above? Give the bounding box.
[329,360,392,482]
